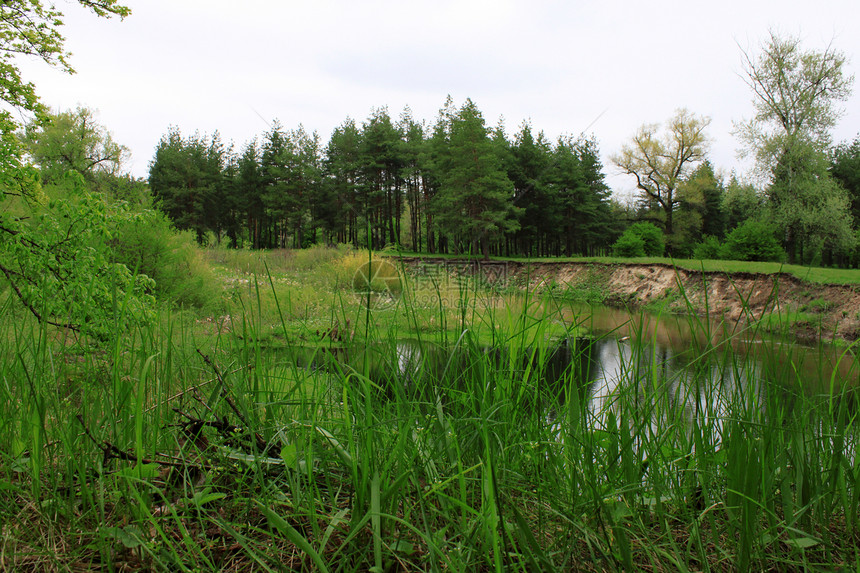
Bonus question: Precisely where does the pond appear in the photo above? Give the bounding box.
[288,302,860,423]
[270,300,860,569]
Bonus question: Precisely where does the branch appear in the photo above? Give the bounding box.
[196,349,270,453]
[0,261,82,333]
[76,414,208,469]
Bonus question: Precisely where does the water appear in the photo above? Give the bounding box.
[288,303,860,420]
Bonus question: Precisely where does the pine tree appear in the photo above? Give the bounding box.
[148,128,224,244]
[432,99,520,258]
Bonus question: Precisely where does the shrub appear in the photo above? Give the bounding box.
[109,208,220,309]
[612,232,646,257]
[0,173,155,339]
[693,235,723,259]
[631,223,665,256]
[719,219,786,262]
[612,222,664,257]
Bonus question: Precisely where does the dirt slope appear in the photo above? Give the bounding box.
[400,258,860,343]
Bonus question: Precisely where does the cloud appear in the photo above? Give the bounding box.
[13,0,860,190]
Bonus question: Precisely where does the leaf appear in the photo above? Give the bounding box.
[315,425,354,468]
[192,489,226,508]
[256,501,329,573]
[783,537,820,549]
[391,540,415,555]
[116,463,160,479]
[280,444,298,468]
[509,502,557,572]
[592,429,616,449]
[604,498,632,521]
[101,525,143,549]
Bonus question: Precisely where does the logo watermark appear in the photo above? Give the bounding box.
[352,259,403,309]
[353,259,512,310]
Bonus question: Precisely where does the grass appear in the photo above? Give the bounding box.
[1,247,860,571]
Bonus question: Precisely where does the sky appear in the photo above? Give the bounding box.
[18,0,860,200]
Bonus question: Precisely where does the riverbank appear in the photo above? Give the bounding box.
[397,257,860,343]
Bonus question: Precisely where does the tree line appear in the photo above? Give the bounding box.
[612,32,860,267]
[147,97,622,257]
[146,32,860,267]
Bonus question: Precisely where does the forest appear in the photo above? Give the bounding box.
[146,98,618,259]
[7,25,858,268]
[137,30,860,267]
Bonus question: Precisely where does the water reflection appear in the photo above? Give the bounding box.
[576,337,750,449]
[283,304,860,483]
[288,304,859,420]
[569,303,859,393]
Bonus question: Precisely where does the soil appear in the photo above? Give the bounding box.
[399,258,860,344]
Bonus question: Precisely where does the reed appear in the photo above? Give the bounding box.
[0,253,858,571]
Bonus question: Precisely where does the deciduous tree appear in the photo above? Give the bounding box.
[22,106,129,187]
[735,32,855,263]
[0,0,146,337]
[612,109,710,251]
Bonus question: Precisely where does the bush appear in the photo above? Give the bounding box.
[1,173,155,339]
[693,235,723,259]
[612,232,646,257]
[612,222,664,257]
[109,208,221,309]
[719,219,786,262]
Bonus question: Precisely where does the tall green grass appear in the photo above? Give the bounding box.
[1,256,859,571]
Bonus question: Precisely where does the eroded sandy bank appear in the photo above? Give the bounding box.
[399,258,860,343]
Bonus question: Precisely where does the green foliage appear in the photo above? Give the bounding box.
[22,106,129,186]
[260,123,321,249]
[612,109,710,244]
[673,161,727,255]
[719,219,786,262]
[109,208,220,309]
[737,32,855,264]
[150,96,616,258]
[692,235,723,259]
[357,107,404,250]
[432,98,521,257]
[830,136,860,224]
[724,176,763,231]
[0,1,128,118]
[148,128,229,245]
[544,135,614,256]
[768,144,855,263]
[736,31,852,171]
[0,115,41,203]
[616,222,665,257]
[0,0,137,337]
[612,231,646,257]
[0,173,154,338]
[504,122,552,253]
[3,256,860,570]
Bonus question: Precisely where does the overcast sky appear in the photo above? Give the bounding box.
[19,0,860,199]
